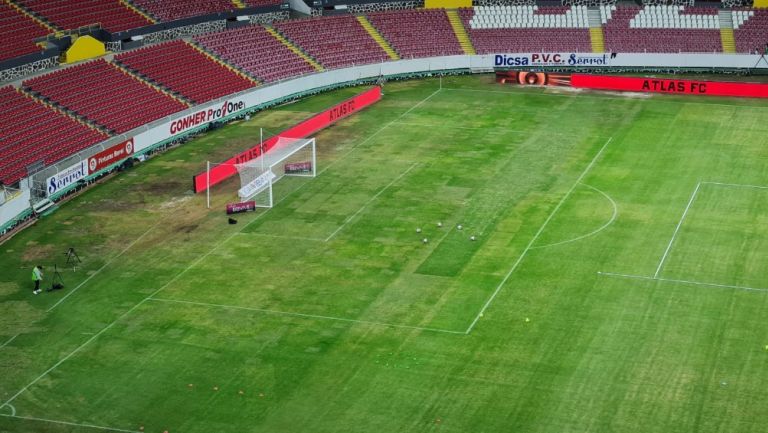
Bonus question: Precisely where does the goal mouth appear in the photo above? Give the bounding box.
[234,136,317,207]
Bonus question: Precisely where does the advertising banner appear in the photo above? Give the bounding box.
[238,170,275,199]
[571,74,768,98]
[493,53,613,68]
[226,201,256,215]
[284,161,312,174]
[193,86,383,193]
[88,139,134,173]
[46,161,89,197]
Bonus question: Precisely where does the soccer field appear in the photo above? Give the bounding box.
[2,74,768,433]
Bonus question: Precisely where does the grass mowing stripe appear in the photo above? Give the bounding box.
[0,413,142,433]
[0,88,444,410]
[324,162,419,242]
[530,183,619,250]
[653,181,701,278]
[598,271,768,293]
[464,136,614,334]
[148,297,466,334]
[46,218,166,312]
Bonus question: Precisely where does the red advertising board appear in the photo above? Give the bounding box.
[193,86,382,193]
[88,139,134,173]
[226,201,256,214]
[571,74,768,98]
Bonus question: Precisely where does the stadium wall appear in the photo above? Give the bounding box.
[4,52,768,232]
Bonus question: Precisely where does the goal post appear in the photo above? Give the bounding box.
[234,136,316,207]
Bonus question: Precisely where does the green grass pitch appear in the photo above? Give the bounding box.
[2,74,768,433]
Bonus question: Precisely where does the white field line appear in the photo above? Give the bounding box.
[46,219,164,312]
[148,298,465,335]
[702,181,768,190]
[440,87,768,109]
[0,414,141,433]
[597,271,768,294]
[0,89,442,409]
[325,163,418,242]
[653,182,701,278]
[531,183,618,250]
[464,136,614,334]
[0,334,17,349]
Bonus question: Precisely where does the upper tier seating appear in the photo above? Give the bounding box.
[115,40,255,104]
[16,0,152,32]
[734,9,768,54]
[629,5,719,29]
[273,16,389,69]
[0,86,107,185]
[459,7,591,53]
[469,5,590,29]
[243,0,284,6]
[0,3,50,62]
[24,60,188,134]
[131,0,236,22]
[367,9,463,58]
[196,25,315,82]
[602,5,722,53]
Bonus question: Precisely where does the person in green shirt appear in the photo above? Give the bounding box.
[32,265,43,295]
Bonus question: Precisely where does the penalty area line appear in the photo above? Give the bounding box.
[653,182,700,278]
[148,297,465,335]
[0,413,141,433]
[325,162,419,242]
[597,272,768,294]
[0,334,17,349]
[464,136,613,334]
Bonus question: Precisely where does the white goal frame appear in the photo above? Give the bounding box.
[205,135,316,209]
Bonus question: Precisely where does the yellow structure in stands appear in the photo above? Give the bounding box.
[63,35,106,64]
[754,0,768,7]
[425,0,471,8]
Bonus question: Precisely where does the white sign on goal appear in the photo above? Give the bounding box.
[234,136,316,208]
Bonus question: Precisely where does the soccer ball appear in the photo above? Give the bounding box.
[416,228,422,233]
[437,222,443,227]
[422,238,428,244]
[457,224,463,230]
[470,236,476,241]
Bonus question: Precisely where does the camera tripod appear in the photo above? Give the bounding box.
[47,264,65,292]
[65,247,81,269]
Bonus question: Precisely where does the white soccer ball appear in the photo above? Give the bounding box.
[416,228,422,233]
[437,222,443,227]
[422,238,428,244]
[470,236,476,241]
[457,224,463,230]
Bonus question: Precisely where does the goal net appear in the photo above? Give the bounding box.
[235,136,316,207]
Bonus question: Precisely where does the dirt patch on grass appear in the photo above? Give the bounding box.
[22,243,55,262]
[0,281,18,297]
[0,300,45,335]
